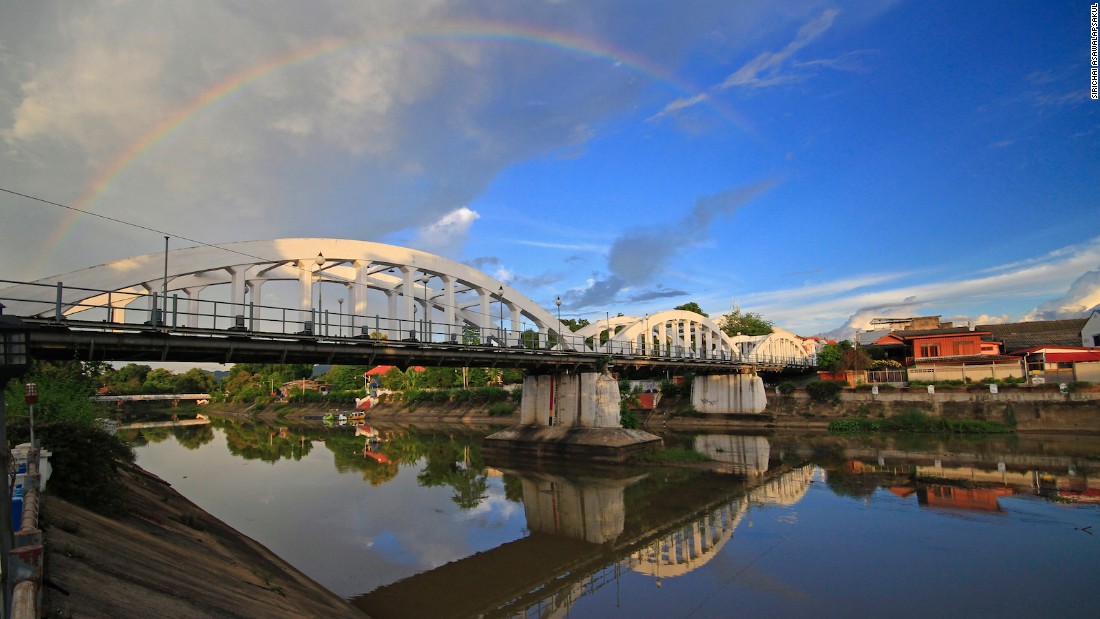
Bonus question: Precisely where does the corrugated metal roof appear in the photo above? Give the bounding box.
[978,318,1087,350]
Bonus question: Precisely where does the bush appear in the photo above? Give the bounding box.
[805,380,843,404]
[828,409,1008,435]
[488,402,517,417]
[777,381,796,396]
[31,421,135,515]
[620,409,640,429]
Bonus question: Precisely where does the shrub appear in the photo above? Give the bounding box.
[805,380,843,404]
[488,402,517,417]
[32,421,135,515]
[620,409,640,429]
[777,381,796,396]
[828,409,1008,435]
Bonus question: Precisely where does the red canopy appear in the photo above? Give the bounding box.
[1043,351,1100,362]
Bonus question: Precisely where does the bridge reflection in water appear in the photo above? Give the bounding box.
[354,434,814,619]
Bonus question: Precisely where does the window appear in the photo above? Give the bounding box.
[920,344,940,358]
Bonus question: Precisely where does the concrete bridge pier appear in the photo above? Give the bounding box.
[691,373,767,414]
[484,370,662,464]
[518,372,621,428]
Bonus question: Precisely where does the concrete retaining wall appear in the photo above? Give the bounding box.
[764,388,1100,433]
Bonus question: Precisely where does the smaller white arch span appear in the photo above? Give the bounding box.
[575,310,741,360]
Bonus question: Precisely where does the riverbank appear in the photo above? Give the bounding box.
[219,386,1100,434]
[43,462,366,618]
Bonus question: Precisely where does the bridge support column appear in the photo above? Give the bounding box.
[691,373,767,414]
[486,371,661,464]
[519,372,621,428]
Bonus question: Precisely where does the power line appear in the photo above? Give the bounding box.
[0,185,271,263]
[0,185,520,322]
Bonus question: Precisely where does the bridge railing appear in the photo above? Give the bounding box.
[1,279,815,369]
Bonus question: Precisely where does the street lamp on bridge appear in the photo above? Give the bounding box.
[498,286,504,345]
[556,296,562,350]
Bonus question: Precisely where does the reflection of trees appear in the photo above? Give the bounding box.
[325,432,399,486]
[823,464,881,498]
[172,424,215,449]
[221,423,313,463]
[502,473,524,503]
[416,440,489,509]
[139,427,173,444]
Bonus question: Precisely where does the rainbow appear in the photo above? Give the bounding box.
[43,19,756,268]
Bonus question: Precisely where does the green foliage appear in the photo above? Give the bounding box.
[816,341,851,372]
[488,402,517,416]
[828,410,1009,434]
[658,379,682,398]
[520,329,541,349]
[718,306,773,336]
[674,302,708,317]
[30,421,135,515]
[5,360,102,425]
[321,365,371,391]
[777,380,796,396]
[620,409,640,429]
[559,318,589,332]
[805,380,844,404]
[173,368,217,393]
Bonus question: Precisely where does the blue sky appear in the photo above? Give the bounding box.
[1,1,1097,338]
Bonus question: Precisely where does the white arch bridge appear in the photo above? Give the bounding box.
[0,238,813,374]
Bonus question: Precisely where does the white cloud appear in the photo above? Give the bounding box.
[747,237,1100,335]
[653,8,840,119]
[410,206,480,258]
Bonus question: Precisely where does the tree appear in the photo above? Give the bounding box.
[718,307,773,337]
[322,365,372,391]
[143,368,177,393]
[816,341,871,372]
[674,302,708,317]
[174,368,216,394]
[559,318,589,332]
[4,360,101,425]
[816,341,851,372]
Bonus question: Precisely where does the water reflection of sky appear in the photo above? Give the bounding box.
[135,428,528,598]
[136,428,1100,617]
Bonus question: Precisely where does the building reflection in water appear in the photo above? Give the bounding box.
[630,463,815,585]
[357,434,824,619]
[520,470,646,544]
[692,434,770,477]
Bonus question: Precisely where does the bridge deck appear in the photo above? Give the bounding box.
[23,319,804,374]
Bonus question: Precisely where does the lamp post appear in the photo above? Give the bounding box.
[162,235,169,327]
[556,296,562,350]
[0,303,30,612]
[338,298,344,337]
[24,382,37,448]
[314,253,325,336]
[498,285,504,345]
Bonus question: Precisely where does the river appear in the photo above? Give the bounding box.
[129,419,1099,618]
